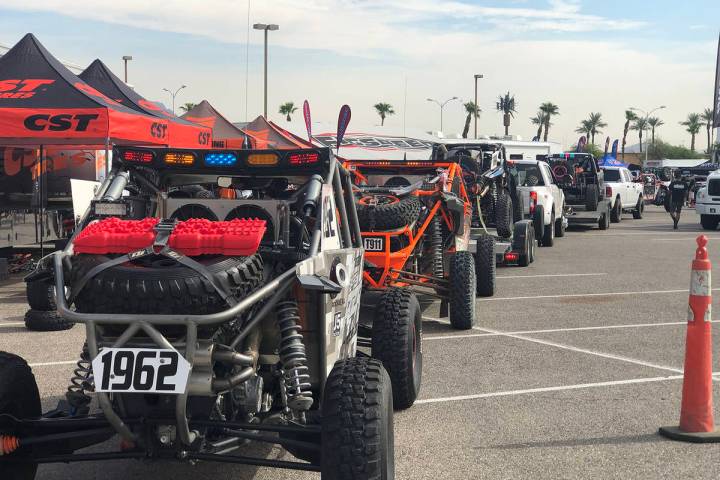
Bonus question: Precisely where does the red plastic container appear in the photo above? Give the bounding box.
[73,217,266,256]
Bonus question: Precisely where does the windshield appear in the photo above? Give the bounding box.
[603,169,621,182]
[509,164,544,186]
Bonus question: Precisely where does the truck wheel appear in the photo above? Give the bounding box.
[321,357,394,480]
[372,288,422,410]
[585,186,599,211]
[610,198,621,223]
[512,193,524,223]
[700,215,720,230]
[532,205,544,241]
[356,195,422,231]
[541,211,555,247]
[495,192,513,239]
[24,309,73,331]
[71,254,263,315]
[519,227,534,267]
[475,235,495,297]
[449,251,477,330]
[599,205,610,230]
[632,196,644,219]
[554,210,566,238]
[0,351,41,480]
[26,279,56,311]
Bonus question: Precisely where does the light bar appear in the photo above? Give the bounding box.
[164,152,195,166]
[205,152,238,166]
[122,150,153,163]
[247,153,279,166]
[288,152,319,165]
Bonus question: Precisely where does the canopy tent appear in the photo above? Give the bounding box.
[597,156,627,168]
[180,100,250,149]
[0,33,167,147]
[243,115,314,149]
[275,119,436,160]
[79,59,211,149]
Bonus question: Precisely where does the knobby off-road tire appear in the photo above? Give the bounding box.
[475,235,496,297]
[71,254,263,315]
[0,351,42,480]
[356,195,423,231]
[372,288,422,410]
[632,196,644,219]
[24,309,73,332]
[532,205,545,241]
[700,215,720,231]
[599,205,610,230]
[449,251,477,330]
[26,279,55,311]
[321,357,394,480]
[495,192,513,239]
[610,198,622,223]
[541,211,555,247]
[585,186,599,211]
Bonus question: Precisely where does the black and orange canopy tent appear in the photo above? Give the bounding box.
[79,59,212,149]
[180,99,250,149]
[0,33,170,147]
[243,115,313,149]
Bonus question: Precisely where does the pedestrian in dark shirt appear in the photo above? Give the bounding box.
[668,170,689,230]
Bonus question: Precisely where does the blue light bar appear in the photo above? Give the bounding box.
[205,152,238,166]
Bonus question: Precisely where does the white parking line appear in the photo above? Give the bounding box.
[476,288,720,302]
[0,322,25,327]
[415,375,685,404]
[29,360,77,367]
[496,273,607,280]
[423,319,715,340]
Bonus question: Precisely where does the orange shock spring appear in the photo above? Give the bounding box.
[0,435,20,455]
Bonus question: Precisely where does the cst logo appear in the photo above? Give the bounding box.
[198,132,210,145]
[0,79,55,98]
[24,113,99,131]
[151,122,168,139]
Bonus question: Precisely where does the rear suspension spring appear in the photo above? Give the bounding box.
[66,343,93,412]
[275,300,313,412]
[430,216,444,278]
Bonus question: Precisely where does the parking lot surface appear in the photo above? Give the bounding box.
[3,205,720,479]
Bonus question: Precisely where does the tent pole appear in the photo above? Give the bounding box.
[104,137,110,180]
[39,145,44,258]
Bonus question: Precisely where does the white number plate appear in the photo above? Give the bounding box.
[92,348,191,394]
[363,237,385,252]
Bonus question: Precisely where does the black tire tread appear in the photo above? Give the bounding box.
[495,193,513,239]
[541,211,554,247]
[475,235,496,297]
[585,186,599,211]
[24,309,73,331]
[26,279,56,311]
[449,251,476,329]
[357,196,423,231]
[632,196,644,219]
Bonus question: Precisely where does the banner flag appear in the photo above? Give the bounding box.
[611,139,619,159]
[576,136,587,153]
[336,105,351,153]
[714,32,720,128]
[303,100,312,141]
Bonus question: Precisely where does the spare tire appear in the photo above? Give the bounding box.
[70,254,263,315]
[356,194,422,231]
[585,185,599,211]
[495,192,513,239]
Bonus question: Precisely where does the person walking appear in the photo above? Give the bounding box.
[668,170,689,230]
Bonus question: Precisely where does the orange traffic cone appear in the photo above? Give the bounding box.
[659,235,720,442]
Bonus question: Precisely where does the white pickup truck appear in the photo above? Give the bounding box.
[601,166,644,222]
[510,159,565,247]
[695,169,720,230]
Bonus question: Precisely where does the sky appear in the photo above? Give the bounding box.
[0,0,718,149]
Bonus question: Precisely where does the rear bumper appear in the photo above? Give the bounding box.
[695,203,720,216]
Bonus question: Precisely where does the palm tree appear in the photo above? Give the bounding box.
[538,102,559,141]
[647,117,664,145]
[680,113,703,152]
[630,117,649,152]
[621,110,637,160]
[178,102,196,113]
[279,102,298,122]
[374,102,395,126]
[496,92,517,136]
[530,111,547,141]
[462,102,481,139]
[575,119,592,142]
[585,112,607,145]
[701,108,715,153]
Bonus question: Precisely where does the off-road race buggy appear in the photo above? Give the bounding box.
[547,152,612,230]
[431,142,535,269]
[345,157,489,339]
[0,146,396,479]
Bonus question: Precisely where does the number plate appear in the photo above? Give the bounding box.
[92,348,191,394]
[711,208,716,213]
[363,237,385,252]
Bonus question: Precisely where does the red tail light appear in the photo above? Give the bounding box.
[529,191,538,214]
[288,152,319,165]
[605,186,612,197]
[505,252,519,262]
[122,150,153,163]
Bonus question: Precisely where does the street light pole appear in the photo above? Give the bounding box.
[474,74,483,139]
[253,23,279,118]
[630,105,666,169]
[162,85,187,115]
[427,97,459,133]
[122,55,132,83]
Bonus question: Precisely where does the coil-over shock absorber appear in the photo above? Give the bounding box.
[430,216,444,278]
[275,300,313,412]
[66,343,93,415]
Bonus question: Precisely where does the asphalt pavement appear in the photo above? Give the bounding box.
[2,205,720,479]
